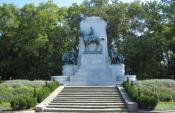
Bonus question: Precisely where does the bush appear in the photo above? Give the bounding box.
[11,97,26,110]
[36,81,59,103]
[123,82,138,101]
[14,86,34,96]
[135,79,175,102]
[123,81,158,109]
[18,97,27,110]
[10,98,18,110]
[25,96,36,109]
[137,96,158,109]
[0,86,14,103]
[48,81,59,91]
[0,80,3,84]
[37,87,51,103]
[0,80,45,88]
[10,96,36,110]
[1,80,59,110]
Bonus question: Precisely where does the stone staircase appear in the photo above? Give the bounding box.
[44,86,128,112]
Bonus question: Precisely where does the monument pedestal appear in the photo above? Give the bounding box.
[62,65,76,76]
[52,16,131,86]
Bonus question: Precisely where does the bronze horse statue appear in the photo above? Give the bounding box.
[80,27,104,53]
[62,49,77,64]
[111,48,124,64]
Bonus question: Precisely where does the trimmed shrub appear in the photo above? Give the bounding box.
[0,80,3,84]
[0,80,45,88]
[123,81,138,101]
[14,86,34,96]
[36,81,59,103]
[37,87,51,103]
[25,96,36,109]
[137,96,158,109]
[18,97,27,110]
[0,86,14,103]
[123,81,158,109]
[135,79,175,102]
[48,81,59,91]
[10,96,36,110]
[10,98,18,110]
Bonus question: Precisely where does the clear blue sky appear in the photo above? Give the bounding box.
[0,0,157,8]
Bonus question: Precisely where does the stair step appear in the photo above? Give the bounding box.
[59,92,119,94]
[52,100,123,103]
[62,89,117,91]
[55,97,121,99]
[49,102,125,105]
[62,90,118,92]
[45,108,128,112]
[57,95,120,97]
[64,87,116,89]
[53,98,123,101]
[44,86,127,112]
[47,105,126,109]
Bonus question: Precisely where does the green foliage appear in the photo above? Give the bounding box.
[137,96,158,109]
[0,80,46,88]
[0,80,3,84]
[0,80,59,105]
[47,81,59,91]
[10,98,18,110]
[10,96,35,110]
[36,86,51,103]
[135,79,175,102]
[124,80,175,109]
[36,81,59,103]
[123,81,158,109]
[25,96,36,109]
[123,81,138,101]
[17,97,27,110]
[0,80,59,110]
[0,86,14,103]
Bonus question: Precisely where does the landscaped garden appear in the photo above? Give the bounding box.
[124,79,175,110]
[0,80,59,111]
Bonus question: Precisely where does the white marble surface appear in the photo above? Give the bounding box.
[62,65,75,76]
[79,16,109,65]
[52,16,130,86]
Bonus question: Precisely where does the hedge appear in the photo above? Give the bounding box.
[123,81,158,109]
[9,81,59,110]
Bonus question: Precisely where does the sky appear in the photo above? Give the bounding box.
[0,0,157,8]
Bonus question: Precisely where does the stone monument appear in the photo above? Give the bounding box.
[52,16,133,85]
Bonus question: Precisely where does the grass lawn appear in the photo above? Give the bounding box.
[155,102,175,111]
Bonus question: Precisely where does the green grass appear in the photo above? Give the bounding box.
[155,102,175,110]
[0,103,11,111]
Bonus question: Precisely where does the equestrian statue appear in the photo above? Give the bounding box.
[62,48,77,64]
[80,27,104,53]
[111,48,124,64]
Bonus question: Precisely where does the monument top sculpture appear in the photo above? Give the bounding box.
[80,26,104,54]
[53,16,135,86]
